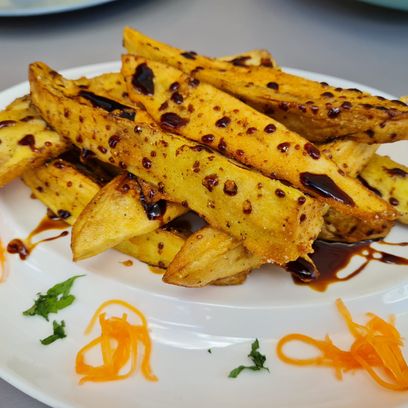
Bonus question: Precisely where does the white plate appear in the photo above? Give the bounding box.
[0,0,116,17]
[0,61,407,408]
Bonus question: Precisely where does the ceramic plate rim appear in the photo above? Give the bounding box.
[0,0,116,17]
[0,61,407,408]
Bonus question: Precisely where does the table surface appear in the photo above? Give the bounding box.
[0,0,407,406]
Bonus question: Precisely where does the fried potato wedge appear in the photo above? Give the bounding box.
[165,226,319,287]
[0,95,69,188]
[29,61,325,264]
[77,51,275,103]
[360,154,408,224]
[319,208,393,242]
[0,73,139,189]
[22,158,186,267]
[317,140,394,241]
[124,27,280,74]
[123,27,408,145]
[116,228,185,269]
[22,158,99,223]
[163,226,262,287]
[121,55,396,221]
[72,173,187,261]
[75,49,276,105]
[319,140,378,178]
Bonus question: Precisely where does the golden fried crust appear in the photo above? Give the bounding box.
[116,229,185,269]
[360,154,408,224]
[22,159,100,224]
[29,61,325,264]
[71,173,187,261]
[22,158,185,268]
[123,26,408,145]
[319,140,378,178]
[121,54,396,221]
[163,226,261,287]
[317,140,396,241]
[319,208,394,242]
[0,96,69,188]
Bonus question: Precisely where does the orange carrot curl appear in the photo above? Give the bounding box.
[277,298,408,391]
[76,299,158,384]
[0,238,8,283]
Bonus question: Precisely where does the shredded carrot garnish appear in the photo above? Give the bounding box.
[0,238,8,283]
[75,299,158,384]
[277,298,408,391]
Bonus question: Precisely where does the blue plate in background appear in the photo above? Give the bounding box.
[359,0,408,11]
[0,0,116,16]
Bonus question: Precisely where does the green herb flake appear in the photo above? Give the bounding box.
[40,320,67,345]
[23,275,84,320]
[228,339,269,378]
[208,348,212,354]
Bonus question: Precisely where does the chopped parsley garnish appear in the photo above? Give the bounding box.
[40,320,67,345]
[228,339,269,378]
[208,348,212,354]
[23,275,84,320]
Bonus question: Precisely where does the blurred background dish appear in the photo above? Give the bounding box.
[0,0,116,16]
[358,0,408,11]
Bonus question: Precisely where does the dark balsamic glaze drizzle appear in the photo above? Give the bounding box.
[136,180,167,221]
[228,56,251,67]
[289,240,408,292]
[285,257,318,282]
[59,147,116,186]
[0,120,16,128]
[357,175,382,197]
[163,218,193,235]
[78,90,135,120]
[18,134,38,152]
[140,198,167,221]
[384,167,407,178]
[180,51,197,60]
[300,172,355,205]
[304,143,321,160]
[160,112,188,130]
[7,211,69,260]
[132,63,155,95]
